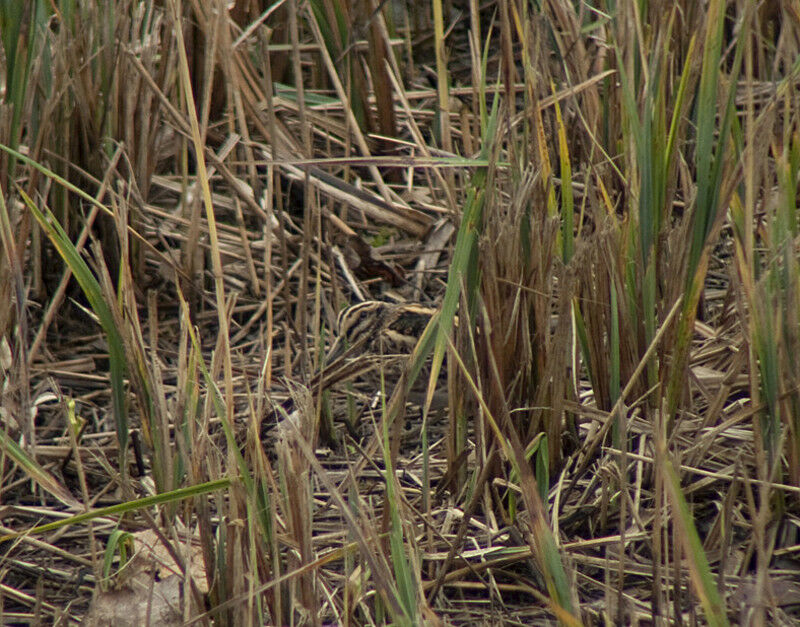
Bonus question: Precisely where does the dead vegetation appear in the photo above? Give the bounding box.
[1,0,800,624]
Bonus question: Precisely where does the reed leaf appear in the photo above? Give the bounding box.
[20,189,130,476]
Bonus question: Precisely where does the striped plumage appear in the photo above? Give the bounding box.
[267,300,433,439]
[311,301,409,393]
[326,300,403,363]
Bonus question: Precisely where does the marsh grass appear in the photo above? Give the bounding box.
[1,0,799,624]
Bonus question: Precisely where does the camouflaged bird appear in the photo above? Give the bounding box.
[266,300,434,441]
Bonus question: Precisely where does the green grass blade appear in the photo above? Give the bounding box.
[0,477,232,543]
[0,428,80,508]
[19,189,129,475]
[663,457,731,626]
[416,86,501,411]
